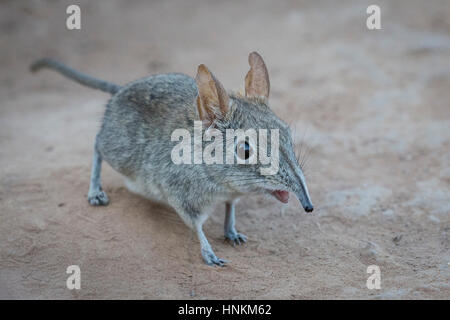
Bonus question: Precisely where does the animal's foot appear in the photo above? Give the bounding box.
[88,190,109,206]
[201,248,227,266]
[225,230,247,246]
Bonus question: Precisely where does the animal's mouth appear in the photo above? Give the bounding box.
[271,190,290,203]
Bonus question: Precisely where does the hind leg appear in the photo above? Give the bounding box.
[224,201,247,246]
[87,141,109,206]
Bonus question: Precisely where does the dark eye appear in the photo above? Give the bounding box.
[236,141,253,160]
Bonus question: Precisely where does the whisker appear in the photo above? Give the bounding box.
[293,125,310,169]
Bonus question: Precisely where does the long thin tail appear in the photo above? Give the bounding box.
[30,58,121,94]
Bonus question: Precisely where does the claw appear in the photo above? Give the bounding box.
[201,249,228,267]
[214,258,228,266]
[88,190,109,206]
[225,231,247,246]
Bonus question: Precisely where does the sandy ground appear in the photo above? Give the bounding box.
[0,0,449,299]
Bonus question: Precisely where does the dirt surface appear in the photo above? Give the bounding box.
[0,0,449,299]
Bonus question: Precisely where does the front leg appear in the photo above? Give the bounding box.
[173,205,227,266]
[196,218,228,266]
[224,201,247,246]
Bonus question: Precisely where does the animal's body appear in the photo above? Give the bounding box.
[31,53,313,265]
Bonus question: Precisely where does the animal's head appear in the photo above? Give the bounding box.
[195,52,313,213]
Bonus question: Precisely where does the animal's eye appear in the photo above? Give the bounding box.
[236,141,253,160]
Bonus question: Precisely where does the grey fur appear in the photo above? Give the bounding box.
[31,59,313,266]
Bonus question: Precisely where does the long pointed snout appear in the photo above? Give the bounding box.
[299,193,314,212]
[282,149,314,212]
[294,170,314,213]
[296,188,314,212]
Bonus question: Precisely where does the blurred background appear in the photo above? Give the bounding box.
[0,0,449,299]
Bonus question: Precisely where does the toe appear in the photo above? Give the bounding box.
[225,232,247,246]
[214,258,228,266]
[88,191,109,206]
[202,249,227,266]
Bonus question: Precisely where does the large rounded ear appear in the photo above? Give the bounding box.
[245,51,270,99]
[195,64,230,126]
